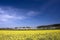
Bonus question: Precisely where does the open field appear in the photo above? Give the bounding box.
[0,30,60,40]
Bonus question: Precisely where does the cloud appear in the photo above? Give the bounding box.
[0,6,40,20]
[0,8,5,14]
[0,7,26,22]
[27,11,39,16]
[0,6,40,27]
[0,14,26,22]
[0,6,40,22]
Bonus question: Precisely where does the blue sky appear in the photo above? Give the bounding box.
[0,0,60,28]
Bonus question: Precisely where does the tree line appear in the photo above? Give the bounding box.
[37,24,60,29]
[0,24,60,30]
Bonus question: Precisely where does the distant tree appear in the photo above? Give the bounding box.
[36,24,60,29]
[26,27,31,28]
[23,27,25,28]
[15,27,18,29]
[52,24,60,26]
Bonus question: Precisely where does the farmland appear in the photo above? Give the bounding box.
[0,30,60,40]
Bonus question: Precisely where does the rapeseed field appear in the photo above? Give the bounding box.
[0,30,60,40]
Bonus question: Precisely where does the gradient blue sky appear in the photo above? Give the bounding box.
[0,0,60,28]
